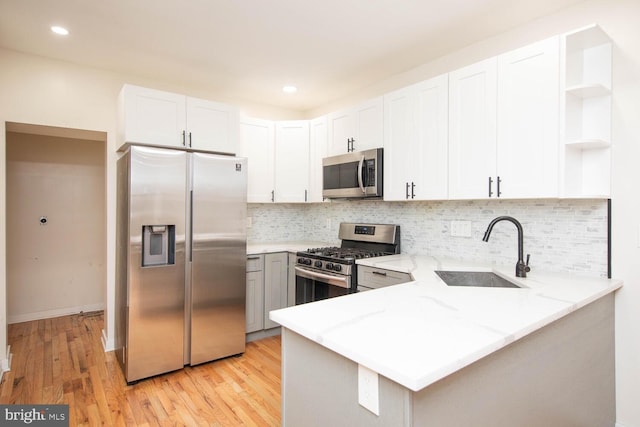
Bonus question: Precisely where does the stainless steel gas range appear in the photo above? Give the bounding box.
[294,223,400,305]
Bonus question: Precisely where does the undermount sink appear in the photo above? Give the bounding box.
[435,270,522,288]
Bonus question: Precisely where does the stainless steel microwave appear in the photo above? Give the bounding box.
[322,148,383,199]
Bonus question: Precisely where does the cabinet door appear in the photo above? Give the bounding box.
[274,121,310,202]
[448,58,498,199]
[239,117,275,203]
[246,269,264,333]
[186,97,239,154]
[497,36,560,198]
[412,74,449,200]
[327,97,383,156]
[308,117,328,202]
[327,109,353,156]
[384,75,448,201]
[383,85,415,201]
[263,252,288,329]
[119,84,186,148]
[352,96,384,152]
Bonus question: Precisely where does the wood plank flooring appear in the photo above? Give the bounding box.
[0,312,282,426]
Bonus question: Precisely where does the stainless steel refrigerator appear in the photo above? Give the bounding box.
[115,145,247,383]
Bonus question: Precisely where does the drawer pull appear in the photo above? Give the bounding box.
[372,271,387,276]
[247,256,261,260]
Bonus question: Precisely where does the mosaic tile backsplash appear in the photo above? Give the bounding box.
[247,199,609,278]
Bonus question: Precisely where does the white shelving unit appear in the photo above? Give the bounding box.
[561,24,612,198]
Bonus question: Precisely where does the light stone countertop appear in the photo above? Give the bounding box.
[270,253,622,392]
[247,241,336,255]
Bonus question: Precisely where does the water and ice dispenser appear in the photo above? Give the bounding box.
[142,225,175,266]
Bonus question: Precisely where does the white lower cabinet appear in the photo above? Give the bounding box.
[246,252,290,334]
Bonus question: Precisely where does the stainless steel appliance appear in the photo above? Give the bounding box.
[322,148,383,199]
[295,222,400,304]
[115,145,247,383]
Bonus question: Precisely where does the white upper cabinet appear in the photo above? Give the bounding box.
[118,84,239,154]
[239,117,312,203]
[185,97,239,153]
[384,74,449,201]
[496,36,560,198]
[448,58,498,199]
[327,97,383,155]
[119,85,186,149]
[448,37,560,199]
[308,116,328,203]
[274,121,310,203]
[239,117,275,203]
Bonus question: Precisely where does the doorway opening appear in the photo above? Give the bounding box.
[5,122,107,324]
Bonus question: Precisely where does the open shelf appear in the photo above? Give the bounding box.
[561,24,612,199]
[565,83,611,98]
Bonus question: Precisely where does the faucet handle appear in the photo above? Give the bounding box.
[525,254,531,273]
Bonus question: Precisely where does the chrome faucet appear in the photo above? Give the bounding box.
[482,216,531,278]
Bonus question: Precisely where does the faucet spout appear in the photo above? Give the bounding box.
[482,216,531,278]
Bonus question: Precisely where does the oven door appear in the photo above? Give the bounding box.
[295,266,351,305]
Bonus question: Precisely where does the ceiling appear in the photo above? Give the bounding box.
[0,0,584,112]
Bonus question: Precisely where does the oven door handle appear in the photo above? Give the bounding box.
[357,155,366,193]
[295,267,351,289]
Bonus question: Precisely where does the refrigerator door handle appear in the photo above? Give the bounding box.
[189,190,194,262]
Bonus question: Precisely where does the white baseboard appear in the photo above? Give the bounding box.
[7,303,105,324]
[0,345,12,384]
[617,422,636,427]
[101,328,115,352]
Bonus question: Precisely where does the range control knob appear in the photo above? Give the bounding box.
[326,263,334,270]
[314,260,323,268]
[333,264,342,272]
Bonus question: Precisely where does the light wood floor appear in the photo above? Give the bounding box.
[0,312,282,426]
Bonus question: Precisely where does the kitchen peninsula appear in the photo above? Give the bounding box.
[270,256,622,427]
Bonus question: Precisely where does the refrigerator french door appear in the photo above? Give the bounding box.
[115,146,247,383]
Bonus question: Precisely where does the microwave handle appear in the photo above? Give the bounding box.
[357,155,365,193]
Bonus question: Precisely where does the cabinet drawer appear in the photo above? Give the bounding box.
[358,266,411,289]
[246,255,264,272]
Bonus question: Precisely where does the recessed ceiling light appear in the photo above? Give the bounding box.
[282,85,297,94]
[51,26,69,36]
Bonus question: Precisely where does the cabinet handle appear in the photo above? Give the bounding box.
[271,190,274,202]
[247,256,261,260]
[305,189,308,202]
[188,131,192,148]
[411,182,416,199]
[488,176,494,197]
[497,176,502,197]
[405,182,410,199]
[182,130,186,147]
[372,271,387,276]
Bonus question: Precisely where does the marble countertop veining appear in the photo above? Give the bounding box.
[269,254,622,392]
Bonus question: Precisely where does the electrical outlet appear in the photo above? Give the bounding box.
[358,364,379,415]
[451,220,472,237]
[246,217,252,228]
